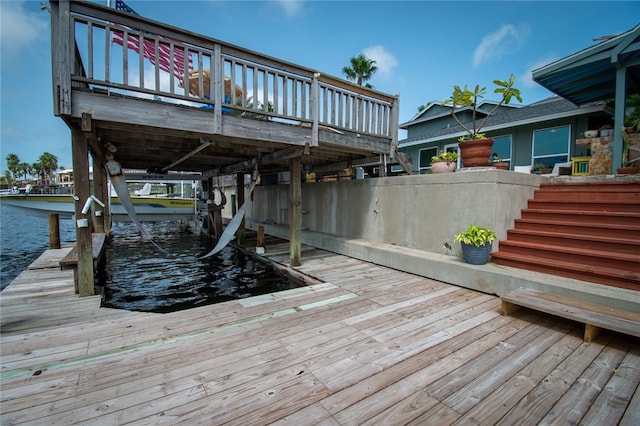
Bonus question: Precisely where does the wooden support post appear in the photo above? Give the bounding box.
[236,172,245,244]
[257,226,265,248]
[71,125,95,297]
[49,213,60,249]
[91,154,106,234]
[289,157,302,267]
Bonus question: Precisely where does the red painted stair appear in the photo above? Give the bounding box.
[491,180,640,290]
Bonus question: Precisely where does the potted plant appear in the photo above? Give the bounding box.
[443,74,522,167]
[454,225,497,265]
[490,153,509,170]
[430,151,458,173]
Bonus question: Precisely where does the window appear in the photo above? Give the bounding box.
[491,134,512,169]
[419,147,438,173]
[532,126,570,168]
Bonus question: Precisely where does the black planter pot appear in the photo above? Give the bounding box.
[460,242,492,265]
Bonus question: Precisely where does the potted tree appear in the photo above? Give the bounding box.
[430,151,458,173]
[443,74,522,167]
[454,225,497,265]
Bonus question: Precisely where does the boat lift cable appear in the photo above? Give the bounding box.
[104,154,171,255]
[199,165,259,259]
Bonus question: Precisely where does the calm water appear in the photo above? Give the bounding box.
[0,204,77,289]
[0,204,300,312]
[101,221,299,313]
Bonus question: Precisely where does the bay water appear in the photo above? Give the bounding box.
[0,204,300,312]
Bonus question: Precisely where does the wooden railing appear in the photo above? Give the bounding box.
[51,1,398,147]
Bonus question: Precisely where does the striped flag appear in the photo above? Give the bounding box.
[111,0,193,81]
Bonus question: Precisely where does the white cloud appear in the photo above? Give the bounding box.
[362,45,398,80]
[0,1,48,59]
[473,23,530,68]
[276,0,305,17]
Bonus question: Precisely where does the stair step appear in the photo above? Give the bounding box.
[513,219,640,239]
[520,209,640,227]
[491,252,640,290]
[532,191,640,203]
[526,200,640,213]
[505,229,640,255]
[496,240,640,272]
[538,182,640,193]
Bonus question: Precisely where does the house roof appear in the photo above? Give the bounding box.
[532,24,640,106]
[399,96,610,146]
[401,100,518,128]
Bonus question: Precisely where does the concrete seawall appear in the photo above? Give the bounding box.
[248,169,544,257]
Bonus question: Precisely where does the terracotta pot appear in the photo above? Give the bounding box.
[431,160,457,173]
[458,139,494,167]
[617,166,639,175]
[493,162,509,170]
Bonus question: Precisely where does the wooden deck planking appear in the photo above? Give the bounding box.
[2,244,639,424]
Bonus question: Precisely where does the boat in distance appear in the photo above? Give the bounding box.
[0,192,198,222]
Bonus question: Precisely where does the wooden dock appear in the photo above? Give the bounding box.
[1,242,639,424]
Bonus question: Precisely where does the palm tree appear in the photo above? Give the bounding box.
[6,153,19,183]
[342,54,377,86]
[39,152,58,185]
[18,162,32,182]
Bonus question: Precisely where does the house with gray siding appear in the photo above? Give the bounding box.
[398,96,613,174]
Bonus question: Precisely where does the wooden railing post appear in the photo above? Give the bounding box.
[311,73,320,147]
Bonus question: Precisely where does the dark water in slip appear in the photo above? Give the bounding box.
[101,221,300,313]
[0,204,301,312]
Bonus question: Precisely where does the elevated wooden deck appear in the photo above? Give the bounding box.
[52,0,401,176]
[1,242,638,424]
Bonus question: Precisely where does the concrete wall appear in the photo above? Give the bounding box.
[247,169,544,258]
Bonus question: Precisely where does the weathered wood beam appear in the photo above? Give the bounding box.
[71,125,95,297]
[289,157,302,267]
[311,156,381,174]
[261,146,307,165]
[236,172,245,244]
[162,138,212,171]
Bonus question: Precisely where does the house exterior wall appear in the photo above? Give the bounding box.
[399,105,611,173]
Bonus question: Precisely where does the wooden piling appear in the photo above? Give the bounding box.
[257,226,265,248]
[236,172,245,244]
[289,157,301,267]
[49,212,60,249]
[71,125,95,297]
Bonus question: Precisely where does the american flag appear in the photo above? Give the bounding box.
[111,0,193,81]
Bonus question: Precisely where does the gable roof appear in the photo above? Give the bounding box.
[399,96,610,146]
[401,100,519,128]
[532,24,640,106]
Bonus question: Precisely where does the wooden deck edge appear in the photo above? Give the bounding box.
[501,288,640,342]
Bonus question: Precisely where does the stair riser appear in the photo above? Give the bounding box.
[504,233,640,255]
[519,211,640,227]
[491,257,639,290]
[533,192,640,203]
[495,244,640,273]
[527,201,639,213]
[539,183,640,193]
[513,221,640,240]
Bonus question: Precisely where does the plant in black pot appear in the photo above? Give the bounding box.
[443,75,522,167]
[454,225,497,265]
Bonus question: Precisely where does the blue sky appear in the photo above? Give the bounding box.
[1,0,639,174]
